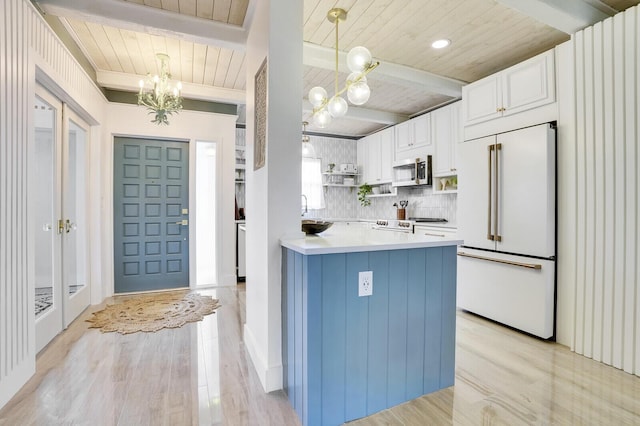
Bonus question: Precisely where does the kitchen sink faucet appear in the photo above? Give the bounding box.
[301,194,308,216]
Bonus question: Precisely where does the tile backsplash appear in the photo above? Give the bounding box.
[304,134,457,224]
[357,187,457,225]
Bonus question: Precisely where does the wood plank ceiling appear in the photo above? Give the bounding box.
[36,0,640,137]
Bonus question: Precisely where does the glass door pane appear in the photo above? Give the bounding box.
[34,88,64,353]
[62,110,90,326]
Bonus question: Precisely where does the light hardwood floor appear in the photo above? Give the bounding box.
[1,285,639,425]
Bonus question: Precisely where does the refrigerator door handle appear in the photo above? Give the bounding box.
[494,143,502,242]
[457,252,542,270]
[487,144,494,241]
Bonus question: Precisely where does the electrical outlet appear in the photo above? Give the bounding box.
[358,271,373,297]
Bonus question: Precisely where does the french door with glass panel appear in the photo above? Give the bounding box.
[34,86,91,352]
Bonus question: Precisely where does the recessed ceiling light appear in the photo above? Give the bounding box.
[432,39,451,49]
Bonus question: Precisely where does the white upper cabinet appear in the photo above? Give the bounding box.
[463,75,501,125]
[432,101,461,177]
[395,114,431,160]
[357,126,395,186]
[379,127,394,182]
[365,132,381,183]
[463,50,555,126]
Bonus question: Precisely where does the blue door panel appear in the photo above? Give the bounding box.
[114,137,189,293]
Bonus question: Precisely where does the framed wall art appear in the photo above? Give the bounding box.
[253,57,267,170]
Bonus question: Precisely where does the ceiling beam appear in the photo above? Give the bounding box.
[36,0,247,51]
[496,0,617,34]
[97,70,246,104]
[303,103,408,126]
[303,43,465,99]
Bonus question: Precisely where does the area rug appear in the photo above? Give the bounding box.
[86,291,220,334]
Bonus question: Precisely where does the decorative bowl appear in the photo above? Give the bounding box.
[301,220,333,235]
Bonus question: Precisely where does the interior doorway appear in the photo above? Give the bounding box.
[34,85,91,352]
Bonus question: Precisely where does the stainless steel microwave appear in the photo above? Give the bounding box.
[391,156,432,187]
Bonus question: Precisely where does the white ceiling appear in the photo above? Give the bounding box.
[35,0,640,137]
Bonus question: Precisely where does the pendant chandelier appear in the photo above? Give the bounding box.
[301,121,316,158]
[138,53,183,125]
[308,8,380,129]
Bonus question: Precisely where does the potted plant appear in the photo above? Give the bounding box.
[358,183,372,206]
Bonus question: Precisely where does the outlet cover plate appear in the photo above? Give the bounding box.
[359,271,373,297]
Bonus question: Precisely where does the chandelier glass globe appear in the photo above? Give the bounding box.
[347,81,371,105]
[308,86,328,107]
[347,46,372,73]
[313,109,332,128]
[327,96,348,117]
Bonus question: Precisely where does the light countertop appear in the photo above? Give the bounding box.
[281,222,463,255]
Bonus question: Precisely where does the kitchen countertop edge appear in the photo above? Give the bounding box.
[281,235,463,255]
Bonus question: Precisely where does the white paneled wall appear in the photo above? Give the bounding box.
[560,6,639,376]
[0,0,33,410]
[0,0,106,409]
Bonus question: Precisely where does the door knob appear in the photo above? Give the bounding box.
[175,219,189,225]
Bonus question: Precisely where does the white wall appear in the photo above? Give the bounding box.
[101,103,238,297]
[244,0,303,392]
[558,5,640,376]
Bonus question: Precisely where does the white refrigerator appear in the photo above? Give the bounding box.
[457,123,556,339]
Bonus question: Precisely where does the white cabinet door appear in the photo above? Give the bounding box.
[394,120,412,152]
[432,105,453,176]
[365,132,381,183]
[379,127,394,182]
[395,114,432,161]
[457,135,495,251]
[502,50,555,117]
[496,124,555,257]
[412,113,431,148]
[432,101,462,177]
[462,74,501,125]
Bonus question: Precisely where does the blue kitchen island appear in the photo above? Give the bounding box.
[281,223,463,426]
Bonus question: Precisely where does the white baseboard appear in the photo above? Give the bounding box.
[243,324,283,392]
[221,273,238,286]
[0,358,35,410]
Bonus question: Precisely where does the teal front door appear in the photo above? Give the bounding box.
[113,137,189,293]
